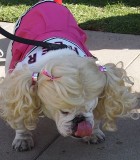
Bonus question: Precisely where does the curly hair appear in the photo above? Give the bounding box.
[0,55,137,131]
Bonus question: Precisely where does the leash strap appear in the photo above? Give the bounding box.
[0,27,67,50]
[0,27,98,60]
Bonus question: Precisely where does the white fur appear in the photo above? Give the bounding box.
[12,130,34,151]
[83,120,105,144]
[55,98,98,137]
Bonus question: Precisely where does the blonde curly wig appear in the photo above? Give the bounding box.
[0,55,137,131]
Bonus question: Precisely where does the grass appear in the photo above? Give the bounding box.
[0,0,140,34]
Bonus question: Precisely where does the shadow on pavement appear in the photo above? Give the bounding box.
[1,0,140,7]
[0,0,36,6]
[64,0,140,7]
[80,14,140,35]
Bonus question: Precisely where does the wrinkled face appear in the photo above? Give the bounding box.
[45,98,98,138]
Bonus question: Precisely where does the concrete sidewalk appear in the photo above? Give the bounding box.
[0,22,140,160]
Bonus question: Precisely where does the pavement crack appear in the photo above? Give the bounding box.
[33,134,60,160]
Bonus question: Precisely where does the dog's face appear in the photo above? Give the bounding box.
[43,98,98,138]
[37,55,105,138]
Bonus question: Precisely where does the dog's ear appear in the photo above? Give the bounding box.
[0,68,41,130]
[94,63,137,131]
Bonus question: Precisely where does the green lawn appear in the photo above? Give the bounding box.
[0,0,140,34]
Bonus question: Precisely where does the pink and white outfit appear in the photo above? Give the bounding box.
[8,0,92,71]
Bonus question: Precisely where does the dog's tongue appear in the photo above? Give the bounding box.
[75,121,92,137]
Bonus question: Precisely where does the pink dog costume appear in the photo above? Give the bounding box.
[9,0,93,70]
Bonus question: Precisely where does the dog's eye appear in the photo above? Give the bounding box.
[60,110,69,115]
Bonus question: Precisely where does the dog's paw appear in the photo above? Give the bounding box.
[83,129,105,144]
[12,137,34,151]
[12,130,34,151]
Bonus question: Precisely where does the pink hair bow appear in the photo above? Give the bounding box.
[42,70,59,80]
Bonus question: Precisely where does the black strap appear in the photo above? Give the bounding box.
[0,27,67,50]
[0,26,98,60]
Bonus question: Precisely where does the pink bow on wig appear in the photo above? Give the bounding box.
[42,70,59,80]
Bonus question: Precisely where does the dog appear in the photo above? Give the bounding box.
[0,0,137,151]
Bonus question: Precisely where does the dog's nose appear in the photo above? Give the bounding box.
[72,115,85,124]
